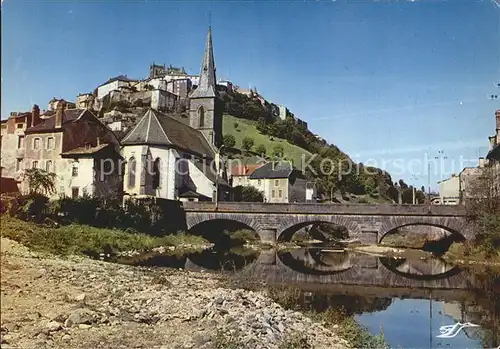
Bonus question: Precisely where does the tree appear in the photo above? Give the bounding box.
[241,137,254,152]
[255,144,267,156]
[272,144,284,158]
[223,134,236,148]
[465,166,500,254]
[233,185,264,202]
[23,168,56,195]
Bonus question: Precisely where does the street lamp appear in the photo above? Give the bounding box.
[214,144,225,210]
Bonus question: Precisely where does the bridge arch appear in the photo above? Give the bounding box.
[378,216,470,243]
[378,257,462,281]
[277,215,361,242]
[186,213,262,233]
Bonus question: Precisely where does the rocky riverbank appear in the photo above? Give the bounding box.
[0,238,350,349]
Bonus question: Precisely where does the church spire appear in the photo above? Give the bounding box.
[190,26,217,98]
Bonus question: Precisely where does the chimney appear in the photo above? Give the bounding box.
[31,105,41,128]
[479,157,485,168]
[55,102,64,129]
[490,136,497,151]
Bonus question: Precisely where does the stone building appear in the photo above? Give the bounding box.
[96,75,138,100]
[248,161,306,203]
[437,175,460,205]
[21,103,122,198]
[229,164,263,187]
[76,93,97,110]
[486,110,500,196]
[0,107,38,180]
[48,98,75,111]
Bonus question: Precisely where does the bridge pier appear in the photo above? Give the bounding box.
[259,228,277,246]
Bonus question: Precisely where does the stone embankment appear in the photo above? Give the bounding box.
[0,238,349,349]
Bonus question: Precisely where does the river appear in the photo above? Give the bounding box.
[112,245,500,349]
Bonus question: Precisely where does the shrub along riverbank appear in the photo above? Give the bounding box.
[0,216,209,256]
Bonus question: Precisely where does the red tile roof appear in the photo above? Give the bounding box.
[231,164,262,176]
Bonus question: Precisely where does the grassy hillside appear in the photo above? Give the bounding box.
[223,114,311,169]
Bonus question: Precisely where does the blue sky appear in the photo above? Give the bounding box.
[2,0,499,189]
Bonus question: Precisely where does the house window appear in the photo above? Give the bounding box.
[128,157,136,188]
[72,187,79,198]
[198,106,205,127]
[152,158,161,189]
[46,137,55,149]
[275,179,279,187]
[32,161,38,169]
[33,138,41,150]
[16,159,22,171]
[17,136,24,149]
[272,189,276,198]
[17,123,23,129]
[72,164,78,177]
[278,189,282,198]
[257,180,261,185]
[45,160,53,172]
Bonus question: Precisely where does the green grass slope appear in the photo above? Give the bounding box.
[223,114,311,169]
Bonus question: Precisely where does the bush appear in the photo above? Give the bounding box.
[223,134,236,148]
[255,144,267,156]
[272,144,284,158]
[241,137,254,152]
[226,229,259,246]
[233,186,264,202]
[7,194,49,222]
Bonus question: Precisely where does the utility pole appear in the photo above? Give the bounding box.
[214,144,225,210]
[427,162,431,203]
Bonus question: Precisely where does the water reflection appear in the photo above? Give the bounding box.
[111,245,499,348]
[115,247,259,272]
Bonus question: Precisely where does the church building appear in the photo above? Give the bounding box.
[121,27,229,202]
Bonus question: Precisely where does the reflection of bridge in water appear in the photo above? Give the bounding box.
[184,248,475,301]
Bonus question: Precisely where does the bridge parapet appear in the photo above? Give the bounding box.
[183,202,467,217]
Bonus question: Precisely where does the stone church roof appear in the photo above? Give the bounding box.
[121,109,215,158]
[189,27,217,99]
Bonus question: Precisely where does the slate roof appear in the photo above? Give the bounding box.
[121,109,215,158]
[60,143,110,157]
[190,27,217,99]
[24,109,87,133]
[249,161,298,179]
[178,187,210,200]
[98,75,137,88]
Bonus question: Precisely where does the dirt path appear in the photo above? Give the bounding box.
[0,238,349,349]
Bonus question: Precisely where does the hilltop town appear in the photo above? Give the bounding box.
[0,26,319,204]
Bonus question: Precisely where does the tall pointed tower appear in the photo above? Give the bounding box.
[189,27,223,148]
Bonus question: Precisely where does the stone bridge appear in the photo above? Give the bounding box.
[183,202,471,245]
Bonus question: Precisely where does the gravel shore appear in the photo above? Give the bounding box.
[0,238,349,349]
